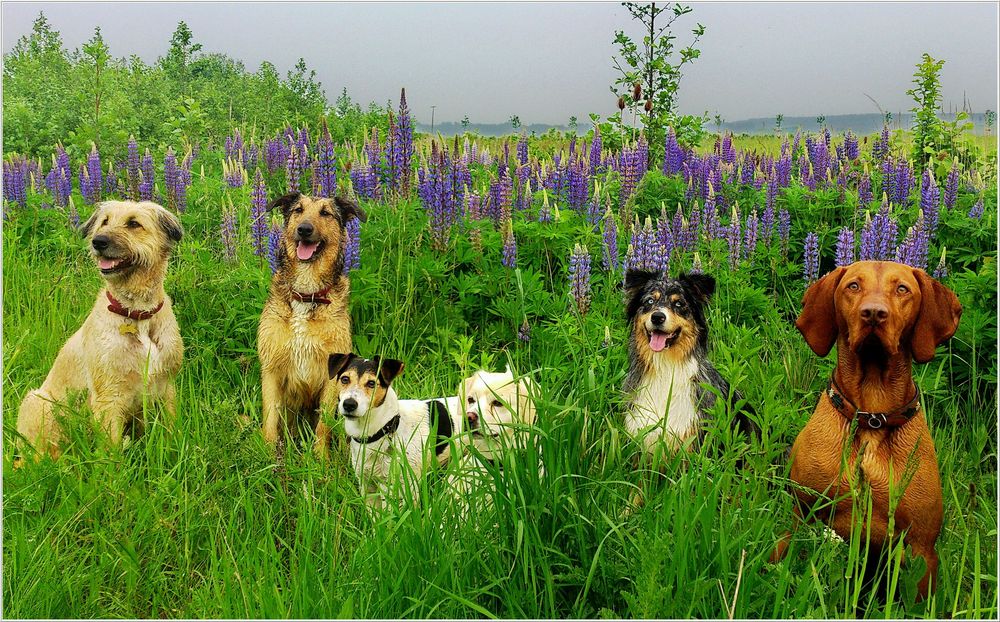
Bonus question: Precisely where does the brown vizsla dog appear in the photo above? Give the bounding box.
[771,261,962,600]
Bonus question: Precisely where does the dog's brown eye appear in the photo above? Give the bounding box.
[294,207,304,214]
[126,219,141,229]
[897,284,910,294]
[366,380,377,389]
[491,399,503,408]
[467,397,474,405]
[320,209,332,217]
[340,376,350,385]
[847,282,860,291]
[101,217,109,226]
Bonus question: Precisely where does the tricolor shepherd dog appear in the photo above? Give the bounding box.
[623,269,758,458]
[258,192,366,456]
[328,353,463,508]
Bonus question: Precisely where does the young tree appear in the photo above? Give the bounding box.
[609,1,705,154]
[82,27,111,147]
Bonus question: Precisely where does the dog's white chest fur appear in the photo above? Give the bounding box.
[626,356,701,452]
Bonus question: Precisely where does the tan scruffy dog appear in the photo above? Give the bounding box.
[16,200,185,459]
[258,192,366,456]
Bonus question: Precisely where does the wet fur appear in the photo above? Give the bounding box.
[623,269,757,455]
[258,193,366,455]
[17,201,184,459]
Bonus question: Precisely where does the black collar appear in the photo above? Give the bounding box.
[350,415,400,445]
[826,376,921,430]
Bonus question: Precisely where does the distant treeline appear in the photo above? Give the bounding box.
[421,113,994,138]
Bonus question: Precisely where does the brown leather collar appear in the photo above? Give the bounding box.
[106,291,163,321]
[826,376,921,430]
[291,286,332,305]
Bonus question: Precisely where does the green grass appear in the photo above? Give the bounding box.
[3,151,997,618]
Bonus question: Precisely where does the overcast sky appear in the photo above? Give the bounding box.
[3,1,997,125]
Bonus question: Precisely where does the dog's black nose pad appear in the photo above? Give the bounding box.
[651,312,666,325]
[466,412,478,428]
[92,235,110,250]
[342,398,358,412]
[297,222,314,237]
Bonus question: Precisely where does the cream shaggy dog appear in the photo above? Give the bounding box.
[16,200,184,459]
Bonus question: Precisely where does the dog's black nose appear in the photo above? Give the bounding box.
[860,303,888,326]
[342,398,358,413]
[651,311,666,326]
[92,235,110,251]
[466,411,479,429]
[297,222,314,238]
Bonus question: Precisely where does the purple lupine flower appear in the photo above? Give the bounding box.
[895,212,930,270]
[803,232,820,282]
[726,206,742,269]
[844,131,859,161]
[663,126,685,176]
[164,148,180,211]
[590,126,603,177]
[265,137,289,174]
[872,125,890,162]
[343,216,361,273]
[968,197,984,219]
[567,158,588,212]
[67,198,79,228]
[765,176,779,214]
[250,168,268,256]
[859,198,899,261]
[778,208,791,256]
[224,158,245,189]
[568,243,592,315]
[759,203,775,243]
[721,133,736,164]
[932,248,947,279]
[920,168,940,234]
[602,206,619,271]
[126,137,140,200]
[392,88,415,196]
[286,148,301,193]
[690,252,703,274]
[2,157,28,209]
[313,124,337,198]
[894,159,913,206]
[87,144,102,202]
[139,151,155,201]
[516,132,528,166]
[858,173,873,208]
[518,319,531,343]
[266,222,283,274]
[835,227,855,267]
[943,162,959,211]
[618,146,641,208]
[221,207,237,261]
[501,219,517,268]
[743,206,759,262]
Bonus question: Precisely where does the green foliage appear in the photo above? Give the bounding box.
[609,2,706,158]
[905,53,977,168]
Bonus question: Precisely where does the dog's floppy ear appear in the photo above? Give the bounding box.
[911,269,962,363]
[796,267,846,357]
[267,192,301,219]
[372,356,405,386]
[328,353,354,380]
[335,195,367,223]
[157,207,184,244]
[680,272,715,303]
[624,268,659,292]
[79,203,105,238]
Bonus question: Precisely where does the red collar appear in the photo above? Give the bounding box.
[826,376,921,430]
[106,291,164,321]
[291,286,332,305]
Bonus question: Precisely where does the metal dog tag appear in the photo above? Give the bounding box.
[119,323,138,336]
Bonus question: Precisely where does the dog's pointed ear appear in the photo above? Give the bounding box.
[372,356,405,386]
[680,272,716,302]
[267,192,301,219]
[157,207,184,244]
[624,269,658,292]
[335,195,367,223]
[911,269,962,363]
[328,353,354,380]
[796,267,846,357]
[79,203,104,238]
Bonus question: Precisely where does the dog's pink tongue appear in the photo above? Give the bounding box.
[297,241,319,260]
[98,258,117,270]
[649,331,668,352]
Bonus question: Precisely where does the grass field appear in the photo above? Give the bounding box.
[2,131,997,618]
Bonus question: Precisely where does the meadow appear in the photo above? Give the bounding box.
[3,95,998,618]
